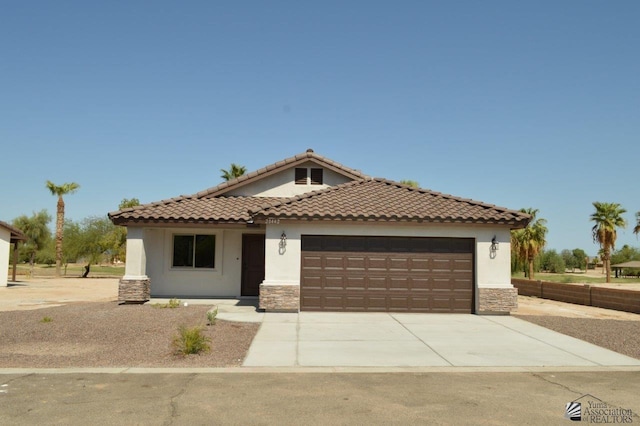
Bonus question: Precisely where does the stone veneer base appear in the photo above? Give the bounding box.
[478,287,517,314]
[259,284,300,312]
[119,279,151,304]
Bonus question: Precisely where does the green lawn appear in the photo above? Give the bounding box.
[512,272,640,284]
[12,263,125,278]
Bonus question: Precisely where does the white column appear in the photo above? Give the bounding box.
[262,224,301,285]
[123,227,148,280]
[476,228,513,288]
[0,228,10,287]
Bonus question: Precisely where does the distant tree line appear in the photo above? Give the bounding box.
[11,198,139,277]
[512,203,640,282]
[11,162,247,277]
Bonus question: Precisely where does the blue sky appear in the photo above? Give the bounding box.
[1,1,639,254]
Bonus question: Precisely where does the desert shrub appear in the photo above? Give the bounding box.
[40,316,53,323]
[206,308,218,326]
[152,298,181,309]
[172,325,211,355]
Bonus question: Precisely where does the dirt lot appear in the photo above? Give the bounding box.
[0,277,118,311]
[0,278,258,368]
[1,277,639,366]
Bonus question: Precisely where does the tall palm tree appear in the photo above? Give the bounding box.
[46,181,80,277]
[220,163,247,181]
[590,202,627,283]
[511,208,547,280]
[634,211,640,237]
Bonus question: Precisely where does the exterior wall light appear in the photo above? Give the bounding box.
[489,236,499,259]
[490,236,499,251]
[279,231,287,255]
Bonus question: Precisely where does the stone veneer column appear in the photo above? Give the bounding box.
[119,226,150,304]
[477,287,518,314]
[259,283,300,312]
[119,278,151,304]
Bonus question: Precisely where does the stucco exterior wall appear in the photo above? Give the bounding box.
[226,161,353,197]
[141,227,263,298]
[0,228,10,287]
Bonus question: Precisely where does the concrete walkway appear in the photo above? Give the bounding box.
[240,312,640,368]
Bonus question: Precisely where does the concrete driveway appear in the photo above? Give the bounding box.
[243,312,640,368]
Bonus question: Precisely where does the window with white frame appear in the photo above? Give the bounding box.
[172,234,215,268]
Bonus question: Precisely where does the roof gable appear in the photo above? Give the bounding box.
[194,149,368,199]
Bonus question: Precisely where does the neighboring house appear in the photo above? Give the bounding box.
[0,221,26,287]
[109,149,530,314]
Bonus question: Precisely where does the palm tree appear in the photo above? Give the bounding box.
[46,181,80,277]
[220,163,247,181]
[511,208,547,280]
[634,211,640,237]
[590,202,627,283]
[400,180,419,188]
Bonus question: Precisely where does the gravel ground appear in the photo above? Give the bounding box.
[1,287,638,367]
[0,302,259,368]
[514,315,640,360]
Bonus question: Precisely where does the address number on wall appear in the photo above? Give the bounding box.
[266,218,280,224]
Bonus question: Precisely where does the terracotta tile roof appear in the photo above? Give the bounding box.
[249,179,531,227]
[108,151,528,228]
[109,197,284,225]
[194,149,368,198]
[0,220,27,241]
[109,149,369,225]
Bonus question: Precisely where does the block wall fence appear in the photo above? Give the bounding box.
[512,278,640,314]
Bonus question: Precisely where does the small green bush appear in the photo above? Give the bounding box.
[206,308,218,326]
[173,325,211,355]
[40,316,53,323]
[152,298,181,309]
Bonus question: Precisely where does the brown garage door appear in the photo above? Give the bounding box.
[300,236,474,313]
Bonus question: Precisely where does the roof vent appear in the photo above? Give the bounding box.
[306,148,314,153]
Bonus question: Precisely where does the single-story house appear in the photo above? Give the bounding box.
[109,149,530,314]
[1,221,27,287]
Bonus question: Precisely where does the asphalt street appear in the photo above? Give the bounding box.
[1,370,639,425]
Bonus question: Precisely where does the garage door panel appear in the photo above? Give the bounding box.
[345,276,365,290]
[324,256,345,269]
[389,257,410,270]
[301,236,474,313]
[323,296,344,309]
[302,276,322,289]
[368,297,387,309]
[301,295,321,310]
[366,257,387,270]
[345,297,366,310]
[324,276,346,290]
[366,276,387,290]
[345,256,366,270]
[301,255,322,269]
[389,277,410,290]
